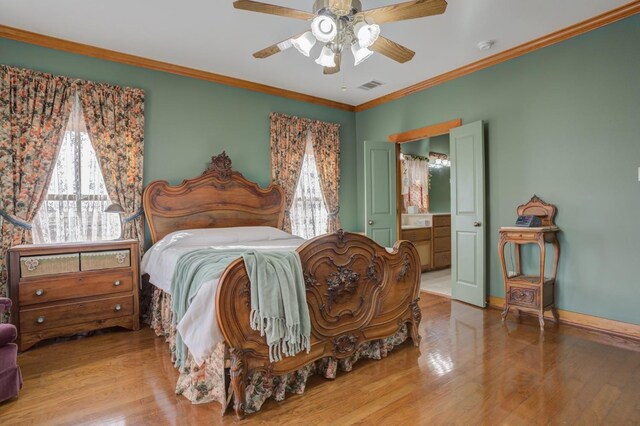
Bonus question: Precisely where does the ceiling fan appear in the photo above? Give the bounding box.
[233,0,448,74]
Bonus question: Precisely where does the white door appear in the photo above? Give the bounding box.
[450,121,486,307]
[364,141,396,247]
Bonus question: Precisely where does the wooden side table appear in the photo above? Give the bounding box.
[498,196,560,330]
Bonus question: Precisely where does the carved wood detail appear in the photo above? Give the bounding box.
[333,334,359,355]
[325,258,360,313]
[216,230,421,418]
[204,151,233,180]
[229,347,246,420]
[143,153,285,243]
[509,288,536,305]
[397,252,412,280]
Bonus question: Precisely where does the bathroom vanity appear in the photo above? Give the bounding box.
[401,213,451,271]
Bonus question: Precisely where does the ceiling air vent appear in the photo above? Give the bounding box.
[358,80,385,91]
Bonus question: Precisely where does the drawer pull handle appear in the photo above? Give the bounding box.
[35,288,45,296]
[114,280,121,287]
[115,304,122,312]
[36,316,45,324]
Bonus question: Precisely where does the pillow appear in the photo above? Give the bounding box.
[158,226,294,248]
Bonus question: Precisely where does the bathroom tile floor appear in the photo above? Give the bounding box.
[420,268,451,297]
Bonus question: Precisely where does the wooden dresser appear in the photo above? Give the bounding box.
[400,227,432,271]
[432,214,451,269]
[8,239,140,351]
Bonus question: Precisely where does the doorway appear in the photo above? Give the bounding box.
[386,119,487,307]
[393,122,457,298]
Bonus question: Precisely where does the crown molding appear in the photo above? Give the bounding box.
[1,1,638,114]
[0,24,356,112]
[355,0,640,112]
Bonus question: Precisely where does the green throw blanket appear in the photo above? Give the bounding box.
[170,248,311,368]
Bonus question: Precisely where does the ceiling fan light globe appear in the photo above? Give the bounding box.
[291,31,317,57]
[354,22,380,48]
[315,45,336,67]
[311,15,338,43]
[351,43,373,66]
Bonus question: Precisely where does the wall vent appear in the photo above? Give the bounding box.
[358,80,385,91]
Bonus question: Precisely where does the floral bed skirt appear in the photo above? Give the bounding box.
[149,287,410,415]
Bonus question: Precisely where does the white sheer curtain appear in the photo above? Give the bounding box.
[32,94,121,243]
[290,133,329,239]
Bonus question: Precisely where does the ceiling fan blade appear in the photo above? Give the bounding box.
[370,36,415,63]
[253,33,304,59]
[233,1,315,20]
[323,52,342,75]
[361,0,447,24]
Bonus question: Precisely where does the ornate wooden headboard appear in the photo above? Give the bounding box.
[143,152,285,243]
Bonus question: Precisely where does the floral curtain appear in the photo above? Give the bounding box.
[270,113,310,233]
[78,81,145,255]
[310,120,341,232]
[0,65,75,298]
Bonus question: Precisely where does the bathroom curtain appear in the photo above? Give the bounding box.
[0,65,75,298]
[402,156,430,210]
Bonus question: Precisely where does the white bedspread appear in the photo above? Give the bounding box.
[142,227,305,364]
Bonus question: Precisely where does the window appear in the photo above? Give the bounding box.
[290,135,328,239]
[32,95,120,243]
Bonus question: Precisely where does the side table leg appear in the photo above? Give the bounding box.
[538,313,545,330]
[501,304,510,321]
[551,307,560,324]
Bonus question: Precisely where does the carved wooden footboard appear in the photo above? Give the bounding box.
[216,229,421,419]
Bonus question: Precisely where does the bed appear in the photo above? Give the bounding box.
[142,152,422,419]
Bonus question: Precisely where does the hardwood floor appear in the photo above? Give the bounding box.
[2,294,639,425]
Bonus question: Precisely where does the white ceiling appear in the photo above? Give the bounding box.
[0,0,631,105]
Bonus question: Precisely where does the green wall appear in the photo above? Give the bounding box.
[356,15,640,325]
[0,38,358,236]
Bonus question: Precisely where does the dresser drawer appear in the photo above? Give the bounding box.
[81,250,131,271]
[20,253,80,278]
[20,294,134,332]
[20,271,133,306]
[433,226,451,238]
[401,228,431,242]
[433,215,451,227]
[433,236,451,253]
[507,285,539,308]
[434,251,451,268]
